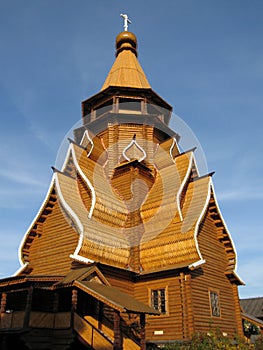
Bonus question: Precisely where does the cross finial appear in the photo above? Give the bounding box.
[120,13,131,31]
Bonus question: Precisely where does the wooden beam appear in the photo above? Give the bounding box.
[0,292,7,314]
[140,313,146,350]
[113,310,122,350]
[71,289,78,328]
[23,286,33,328]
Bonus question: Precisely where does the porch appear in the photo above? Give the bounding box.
[0,277,159,349]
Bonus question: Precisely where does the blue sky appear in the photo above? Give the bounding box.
[0,1,262,298]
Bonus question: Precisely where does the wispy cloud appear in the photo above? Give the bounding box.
[238,258,263,298]
[0,168,50,209]
[234,229,263,254]
[217,188,263,201]
[0,169,45,187]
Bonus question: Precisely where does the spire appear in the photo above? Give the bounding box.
[101,16,151,91]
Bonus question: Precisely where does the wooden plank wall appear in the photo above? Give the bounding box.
[190,213,243,337]
[103,266,185,342]
[232,283,244,336]
[134,275,184,342]
[27,200,79,276]
[100,267,135,297]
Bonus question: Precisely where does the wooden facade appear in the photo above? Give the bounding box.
[0,29,245,349]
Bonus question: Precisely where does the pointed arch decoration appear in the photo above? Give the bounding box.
[122,136,147,162]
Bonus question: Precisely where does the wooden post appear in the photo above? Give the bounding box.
[72,289,78,311]
[184,273,194,339]
[140,313,146,350]
[23,286,33,328]
[180,272,194,340]
[98,301,103,330]
[71,289,78,327]
[53,292,59,313]
[0,292,7,328]
[232,284,244,337]
[113,310,122,350]
[0,293,7,314]
[53,292,59,328]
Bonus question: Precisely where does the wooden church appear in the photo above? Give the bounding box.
[0,19,244,350]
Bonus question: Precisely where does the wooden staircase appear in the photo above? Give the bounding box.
[73,313,140,350]
[0,311,141,349]
[74,313,113,349]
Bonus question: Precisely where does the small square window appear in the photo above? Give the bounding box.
[209,290,221,317]
[151,288,166,314]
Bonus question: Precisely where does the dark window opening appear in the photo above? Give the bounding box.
[6,291,28,311]
[32,289,54,312]
[94,99,113,118]
[210,290,221,317]
[146,103,164,120]
[119,98,142,113]
[151,288,166,314]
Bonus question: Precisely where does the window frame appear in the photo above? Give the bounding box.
[149,286,169,316]
[209,289,221,318]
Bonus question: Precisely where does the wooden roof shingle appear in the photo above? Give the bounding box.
[74,280,159,315]
[101,31,151,91]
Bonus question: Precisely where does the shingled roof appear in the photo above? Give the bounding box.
[101,31,151,91]
[17,29,240,284]
[74,280,159,315]
[240,297,263,320]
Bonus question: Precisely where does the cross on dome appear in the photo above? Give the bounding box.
[120,13,131,31]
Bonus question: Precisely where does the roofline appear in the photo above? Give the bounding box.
[82,86,172,112]
[0,275,63,288]
[55,141,97,263]
[210,181,245,285]
[73,280,125,312]
[242,312,263,327]
[73,280,159,315]
[17,175,56,272]
[174,147,197,158]
[241,297,263,301]
[176,151,194,221]
[191,171,215,182]
[191,176,212,265]
[78,113,179,143]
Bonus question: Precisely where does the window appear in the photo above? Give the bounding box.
[118,97,143,114]
[151,288,166,314]
[209,290,221,317]
[94,99,113,119]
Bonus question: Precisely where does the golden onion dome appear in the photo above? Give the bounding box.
[115,31,138,57]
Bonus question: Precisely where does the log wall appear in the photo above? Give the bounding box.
[190,213,243,337]
[27,200,79,276]
[102,266,186,342]
[134,275,184,342]
[101,212,243,342]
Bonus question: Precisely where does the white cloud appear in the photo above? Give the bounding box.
[238,258,263,298]
[0,169,45,187]
[235,234,262,255]
[217,189,263,201]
